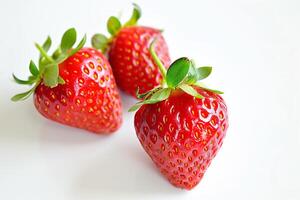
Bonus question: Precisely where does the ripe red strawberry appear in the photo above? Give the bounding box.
[92,4,171,97]
[12,28,122,134]
[129,41,229,190]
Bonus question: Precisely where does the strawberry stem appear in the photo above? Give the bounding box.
[149,39,167,81]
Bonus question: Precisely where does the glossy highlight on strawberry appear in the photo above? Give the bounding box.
[12,28,122,134]
[130,41,229,189]
[92,4,171,97]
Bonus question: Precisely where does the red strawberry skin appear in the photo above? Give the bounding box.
[134,88,228,189]
[34,47,122,134]
[108,26,171,97]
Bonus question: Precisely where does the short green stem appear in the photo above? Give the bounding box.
[149,39,167,80]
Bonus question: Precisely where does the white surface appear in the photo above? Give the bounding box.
[0,0,300,199]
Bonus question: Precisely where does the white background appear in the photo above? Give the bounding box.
[0,0,299,199]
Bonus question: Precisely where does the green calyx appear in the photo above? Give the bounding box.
[11,28,86,102]
[128,40,223,112]
[91,3,142,53]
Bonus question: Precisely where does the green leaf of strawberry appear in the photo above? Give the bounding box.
[193,82,224,94]
[12,74,35,85]
[197,66,212,80]
[129,87,172,112]
[166,57,191,88]
[11,88,35,102]
[92,3,143,54]
[91,33,109,52]
[29,60,39,76]
[42,36,52,53]
[57,76,65,84]
[129,39,223,111]
[179,84,203,98]
[107,16,122,35]
[61,28,77,52]
[124,3,142,26]
[69,34,87,57]
[11,27,86,101]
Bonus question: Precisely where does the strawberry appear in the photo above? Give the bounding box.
[12,28,122,134]
[92,4,171,97]
[129,41,229,189]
